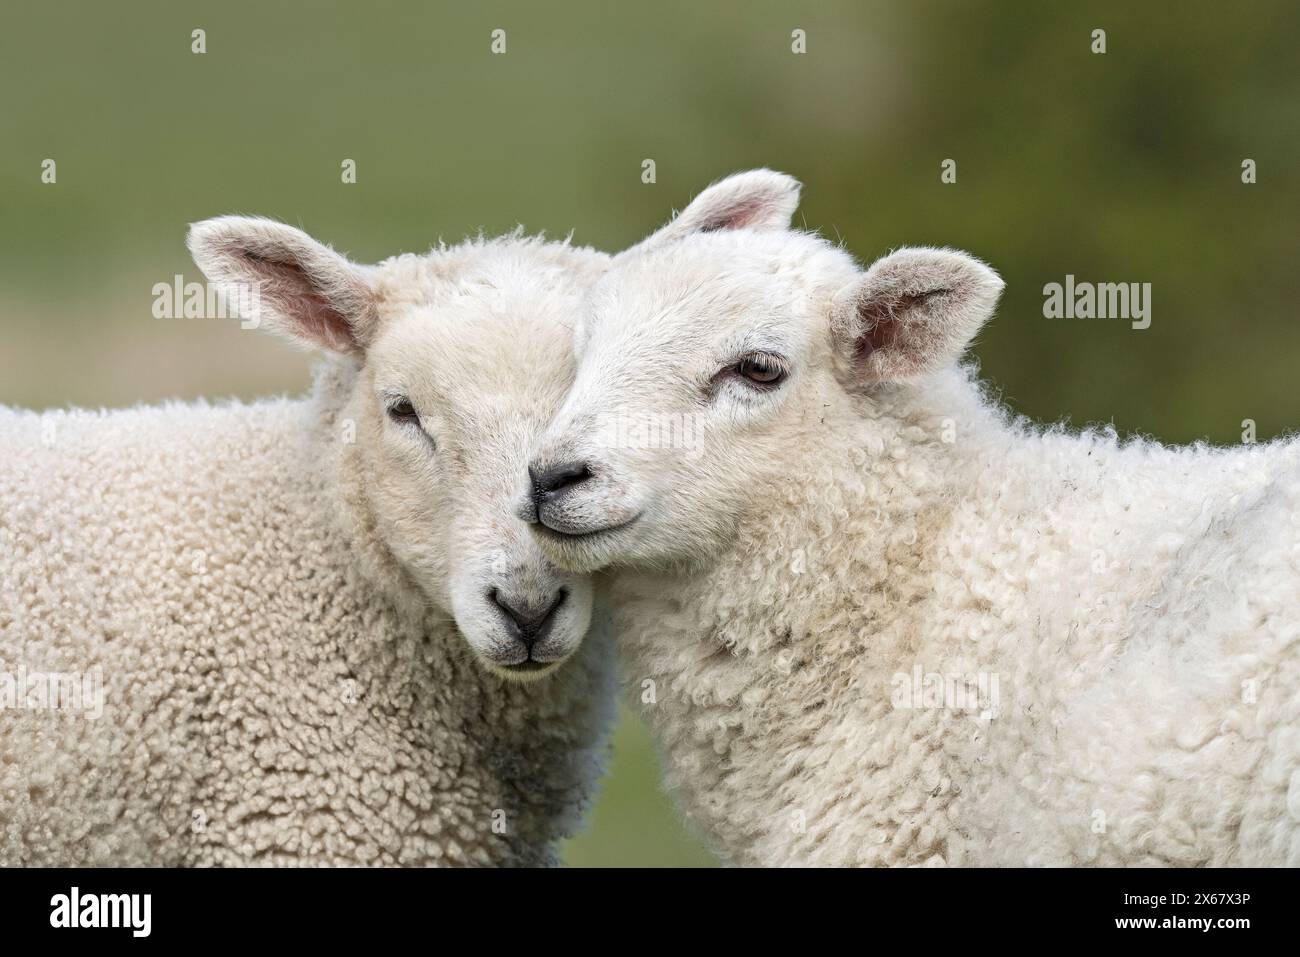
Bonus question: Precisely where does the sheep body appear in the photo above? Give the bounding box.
[529,171,1300,866]
[610,368,1300,866]
[0,236,617,866]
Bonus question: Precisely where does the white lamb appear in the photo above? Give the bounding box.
[0,219,616,866]
[522,170,1300,866]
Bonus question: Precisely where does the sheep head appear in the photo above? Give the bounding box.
[522,170,1003,573]
[188,217,606,680]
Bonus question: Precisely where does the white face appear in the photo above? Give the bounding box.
[521,222,1001,577]
[354,283,597,678]
[522,232,854,573]
[187,215,607,681]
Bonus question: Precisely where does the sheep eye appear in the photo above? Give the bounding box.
[387,398,420,423]
[734,355,788,387]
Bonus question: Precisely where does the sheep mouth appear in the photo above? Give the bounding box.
[534,514,640,541]
[501,659,555,674]
[492,657,566,682]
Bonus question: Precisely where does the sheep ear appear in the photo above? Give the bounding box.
[637,169,801,249]
[831,247,1003,384]
[187,216,377,354]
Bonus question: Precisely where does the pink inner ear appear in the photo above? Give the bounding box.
[857,290,943,359]
[242,249,357,352]
[697,199,765,232]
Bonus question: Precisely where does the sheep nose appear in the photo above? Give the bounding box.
[490,587,567,646]
[529,461,592,505]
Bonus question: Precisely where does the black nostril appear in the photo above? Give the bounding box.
[530,461,592,499]
[490,587,568,645]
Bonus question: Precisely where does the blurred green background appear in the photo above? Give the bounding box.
[2,1,1296,865]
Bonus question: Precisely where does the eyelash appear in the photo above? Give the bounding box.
[726,352,789,390]
[386,398,420,423]
[383,398,437,450]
